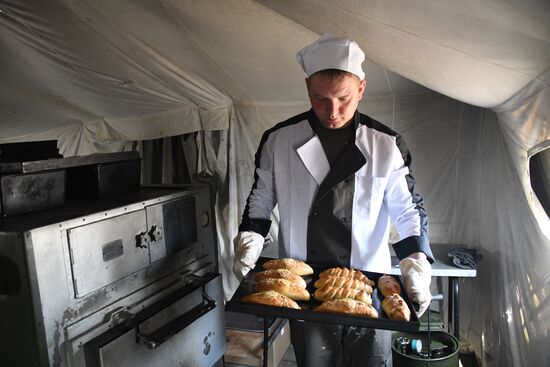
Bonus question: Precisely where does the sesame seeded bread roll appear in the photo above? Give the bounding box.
[262,258,314,276]
[255,278,310,301]
[241,291,300,309]
[254,269,307,288]
[315,298,379,318]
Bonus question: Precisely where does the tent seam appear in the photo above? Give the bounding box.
[453,103,464,242]
[159,0,253,102]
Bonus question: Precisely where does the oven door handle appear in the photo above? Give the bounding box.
[134,275,218,349]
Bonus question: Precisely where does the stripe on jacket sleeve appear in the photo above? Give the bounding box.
[239,111,311,236]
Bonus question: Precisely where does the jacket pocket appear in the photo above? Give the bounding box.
[354,175,388,219]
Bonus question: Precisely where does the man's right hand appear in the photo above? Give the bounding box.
[233,231,265,280]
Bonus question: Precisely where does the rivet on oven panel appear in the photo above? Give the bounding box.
[201,212,209,227]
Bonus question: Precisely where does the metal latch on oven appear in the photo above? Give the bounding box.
[135,225,163,249]
[147,224,163,242]
[103,306,134,327]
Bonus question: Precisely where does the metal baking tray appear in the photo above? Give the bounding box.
[225,257,420,332]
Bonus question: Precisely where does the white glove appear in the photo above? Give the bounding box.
[233,231,265,280]
[400,257,432,317]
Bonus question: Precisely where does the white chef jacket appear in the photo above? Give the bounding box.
[239,110,432,273]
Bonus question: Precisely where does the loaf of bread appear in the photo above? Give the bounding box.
[254,269,307,288]
[262,258,314,276]
[314,298,379,318]
[255,278,310,301]
[382,294,411,321]
[313,285,372,304]
[314,275,373,293]
[377,275,401,297]
[241,291,300,309]
[319,267,375,286]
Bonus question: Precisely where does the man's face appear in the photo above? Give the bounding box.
[306,73,366,129]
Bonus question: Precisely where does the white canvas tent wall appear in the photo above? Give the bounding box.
[1,1,549,366]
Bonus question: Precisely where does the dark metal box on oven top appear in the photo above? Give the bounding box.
[65,152,141,200]
[0,169,67,217]
[0,151,142,217]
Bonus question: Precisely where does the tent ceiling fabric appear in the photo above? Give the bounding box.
[258,0,550,108]
[1,0,547,141]
[5,0,534,141]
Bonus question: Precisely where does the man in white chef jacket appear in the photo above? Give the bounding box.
[234,34,434,367]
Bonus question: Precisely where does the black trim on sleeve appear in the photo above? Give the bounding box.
[238,218,272,237]
[392,236,435,263]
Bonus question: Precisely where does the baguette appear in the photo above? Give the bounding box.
[254,269,307,288]
[314,275,373,293]
[382,294,410,321]
[241,291,300,309]
[313,285,372,304]
[262,258,314,276]
[377,275,401,297]
[255,278,310,301]
[319,267,375,286]
[314,298,378,318]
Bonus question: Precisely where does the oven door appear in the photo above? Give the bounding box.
[84,273,225,367]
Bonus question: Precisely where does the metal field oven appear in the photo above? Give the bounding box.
[0,185,226,367]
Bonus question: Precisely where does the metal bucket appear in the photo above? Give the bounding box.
[392,331,459,367]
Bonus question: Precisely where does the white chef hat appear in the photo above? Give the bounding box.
[296,34,366,80]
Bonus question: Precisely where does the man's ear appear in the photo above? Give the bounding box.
[305,77,312,94]
[358,79,367,99]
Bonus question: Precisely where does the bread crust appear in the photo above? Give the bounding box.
[314,298,379,318]
[378,274,402,297]
[255,278,310,301]
[262,258,314,276]
[313,285,372,304]
[319,267,375,286]
[241,291,300,309]
[382,294,411,321]
[314,275,373,293]
[254,269,307,288]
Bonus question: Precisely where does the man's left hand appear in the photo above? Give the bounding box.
[400,254,432,317]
